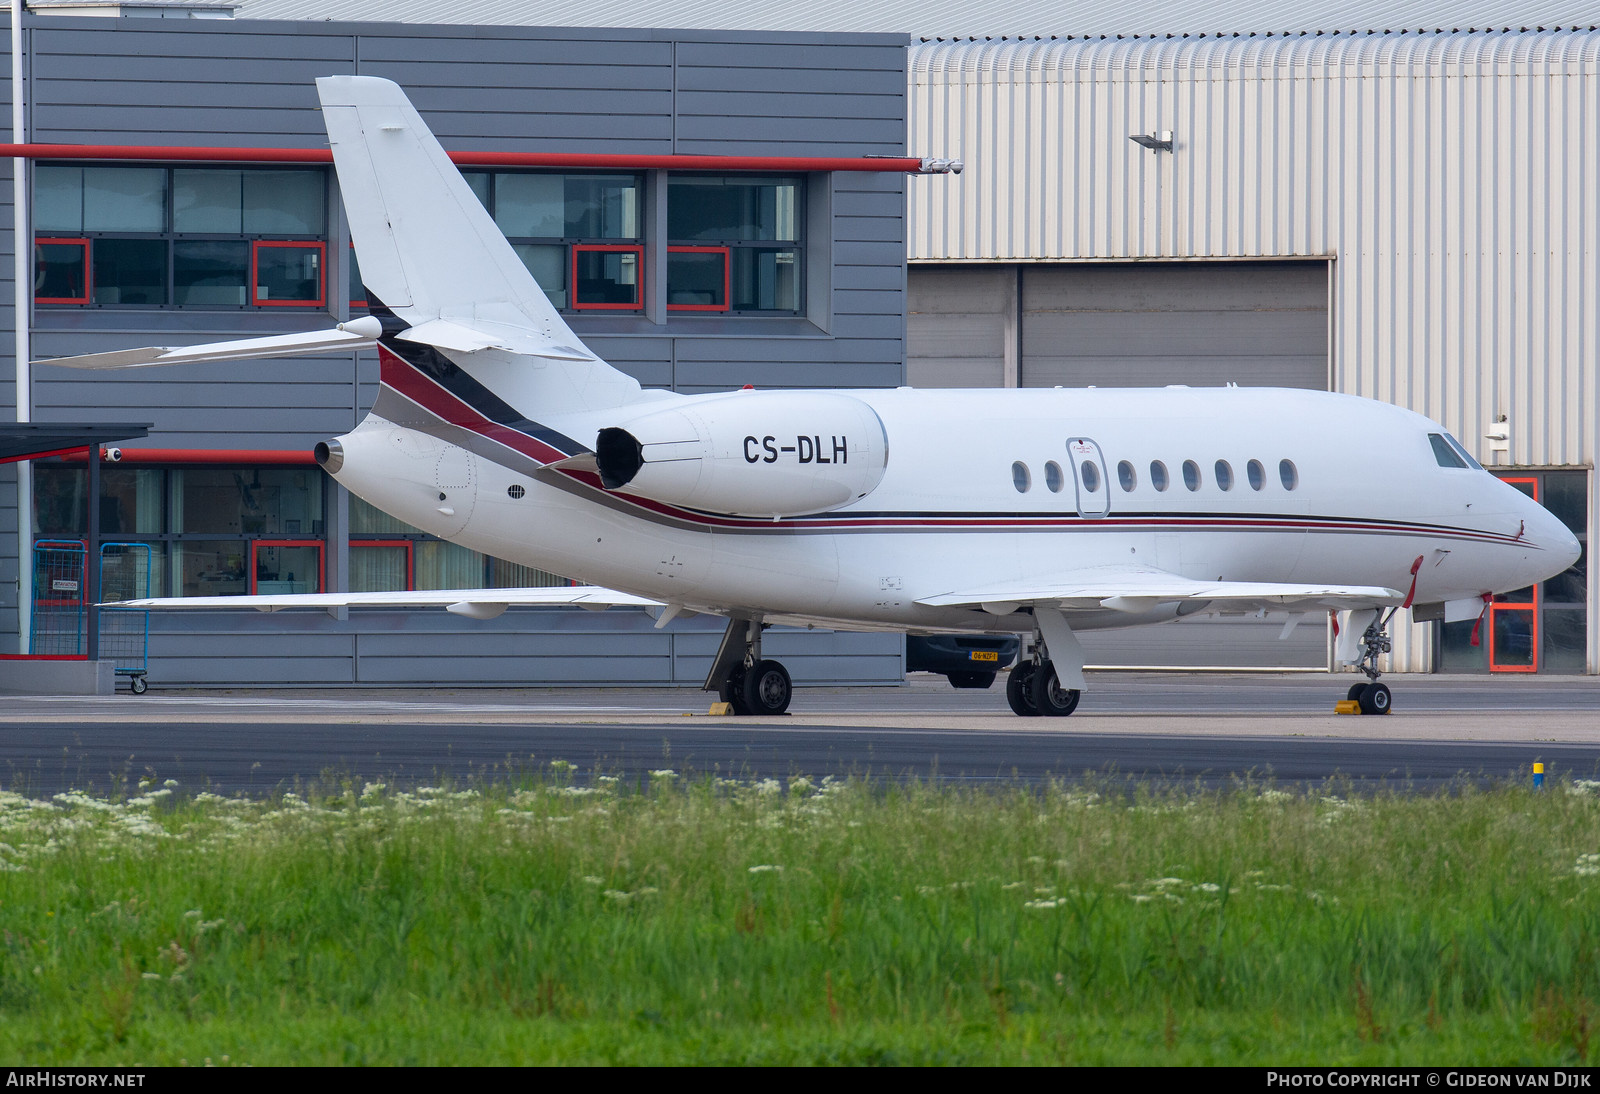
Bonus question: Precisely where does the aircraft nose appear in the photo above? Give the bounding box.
[1523,495,1581,577]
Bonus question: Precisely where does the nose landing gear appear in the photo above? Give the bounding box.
[1345,607,1396,715]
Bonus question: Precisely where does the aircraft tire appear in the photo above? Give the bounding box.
[721,671,752,716]
[1357,681,1391,716]
[1347,682,1368,701]
[741,659,792,716]
[948,671,996,689]
[1006,662,1040,716]
[1030,661,1081,717]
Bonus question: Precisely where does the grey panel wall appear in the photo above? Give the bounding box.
[1020,261,1328,390]
[147,608,905,688]
[3,15,911,681]
[906,265,1013,388]
[908,260,1329,392]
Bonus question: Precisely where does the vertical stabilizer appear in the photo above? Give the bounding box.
[317,76,595,357]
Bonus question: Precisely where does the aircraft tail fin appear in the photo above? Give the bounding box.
[315,76,597,362]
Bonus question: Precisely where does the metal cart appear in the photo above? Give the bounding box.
[98,542,151,693]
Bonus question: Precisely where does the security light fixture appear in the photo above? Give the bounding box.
[1130,131,1173,152]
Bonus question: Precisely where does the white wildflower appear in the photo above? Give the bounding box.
[1024,899,1061,909]
[650,769,677,780]
[748,864,783,873]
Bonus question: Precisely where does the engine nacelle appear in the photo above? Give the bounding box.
[594,390,888,517]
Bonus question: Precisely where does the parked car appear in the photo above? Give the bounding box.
[906,634,1020,689]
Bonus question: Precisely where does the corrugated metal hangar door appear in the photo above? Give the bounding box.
[905,259,1332,670]
[907,259,1329,391]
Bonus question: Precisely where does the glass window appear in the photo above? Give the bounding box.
[1279,459,1299,491]
[243,171,324,235]
[670,176,803,314]
[667,247,728,311]
[35,165,84,232]
[460,170,642,312]
[174,169,244,234]
[91,238,166,306]
[1215,460,1234,491]
[493,173,565,238]
[253,242,325,306]
[349,497,566,590]
[572,245,641,310]
[35,239,88,304]
[1443,432,1485,471]
[173,468,323,536]
[1182,460,1201,491]
[1080,460,1101,493]
[84,167,166,232]
[1117,460,1137,492]
[1044,461,1063,493]
[730,248,799,312]
[351,542,411,593]
[252,541,321,594]
[1247,459,1265,491]
[563,175,639,239]
[1012,461,1031,493]
[1429,433,1468,469]
[37,165,327,309]
[174,239,249,307]
[1150,461,1169,492]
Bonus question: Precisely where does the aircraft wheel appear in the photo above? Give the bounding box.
[720,671,752,715]
[740,659,792,716]
[1006,662,1039,716]
[1030,660,1081,717]
[947,671,996,689]
[1347,682,1368,702]
[1357,681,1391,716]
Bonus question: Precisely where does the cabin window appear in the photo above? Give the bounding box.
[1279,459,1299,490]
[1150,461,1169,492]
[1117,460,1137,492]
[1214,460,1234,491]
[1044,461,1064,493]
[1080,460,1102,493]
[669,176,803,314]
[1246,459,1265,491]
[1182,460,1201,491]
[35,165,327,309]
[1011,461,1031,493]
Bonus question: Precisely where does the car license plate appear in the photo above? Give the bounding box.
[969,650,999,662]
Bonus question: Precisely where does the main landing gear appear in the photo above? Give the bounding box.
[1345,607,1396,716]
[705,616,792,716]
[1006,606,1086,717]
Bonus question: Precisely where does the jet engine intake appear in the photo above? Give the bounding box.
[593,390,888,518]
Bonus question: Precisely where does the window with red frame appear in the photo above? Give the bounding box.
[34,165,327,308]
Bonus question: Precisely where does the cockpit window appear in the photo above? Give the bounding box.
[1429,433,1468,469]
[1443,433,1485,470]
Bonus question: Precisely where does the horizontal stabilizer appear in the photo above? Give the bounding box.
[106,585,662,613]
[36,316,382,370]
[398,317,597,362]
[917,565,1404,615]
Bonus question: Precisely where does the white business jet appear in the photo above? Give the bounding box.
[45,76,1581,717]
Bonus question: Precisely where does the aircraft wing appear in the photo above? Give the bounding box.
[108,585,663,620]
[34,316,384,370]
[915,565,1405,615]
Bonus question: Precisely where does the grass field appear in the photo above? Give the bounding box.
[2,767,1599,1065]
